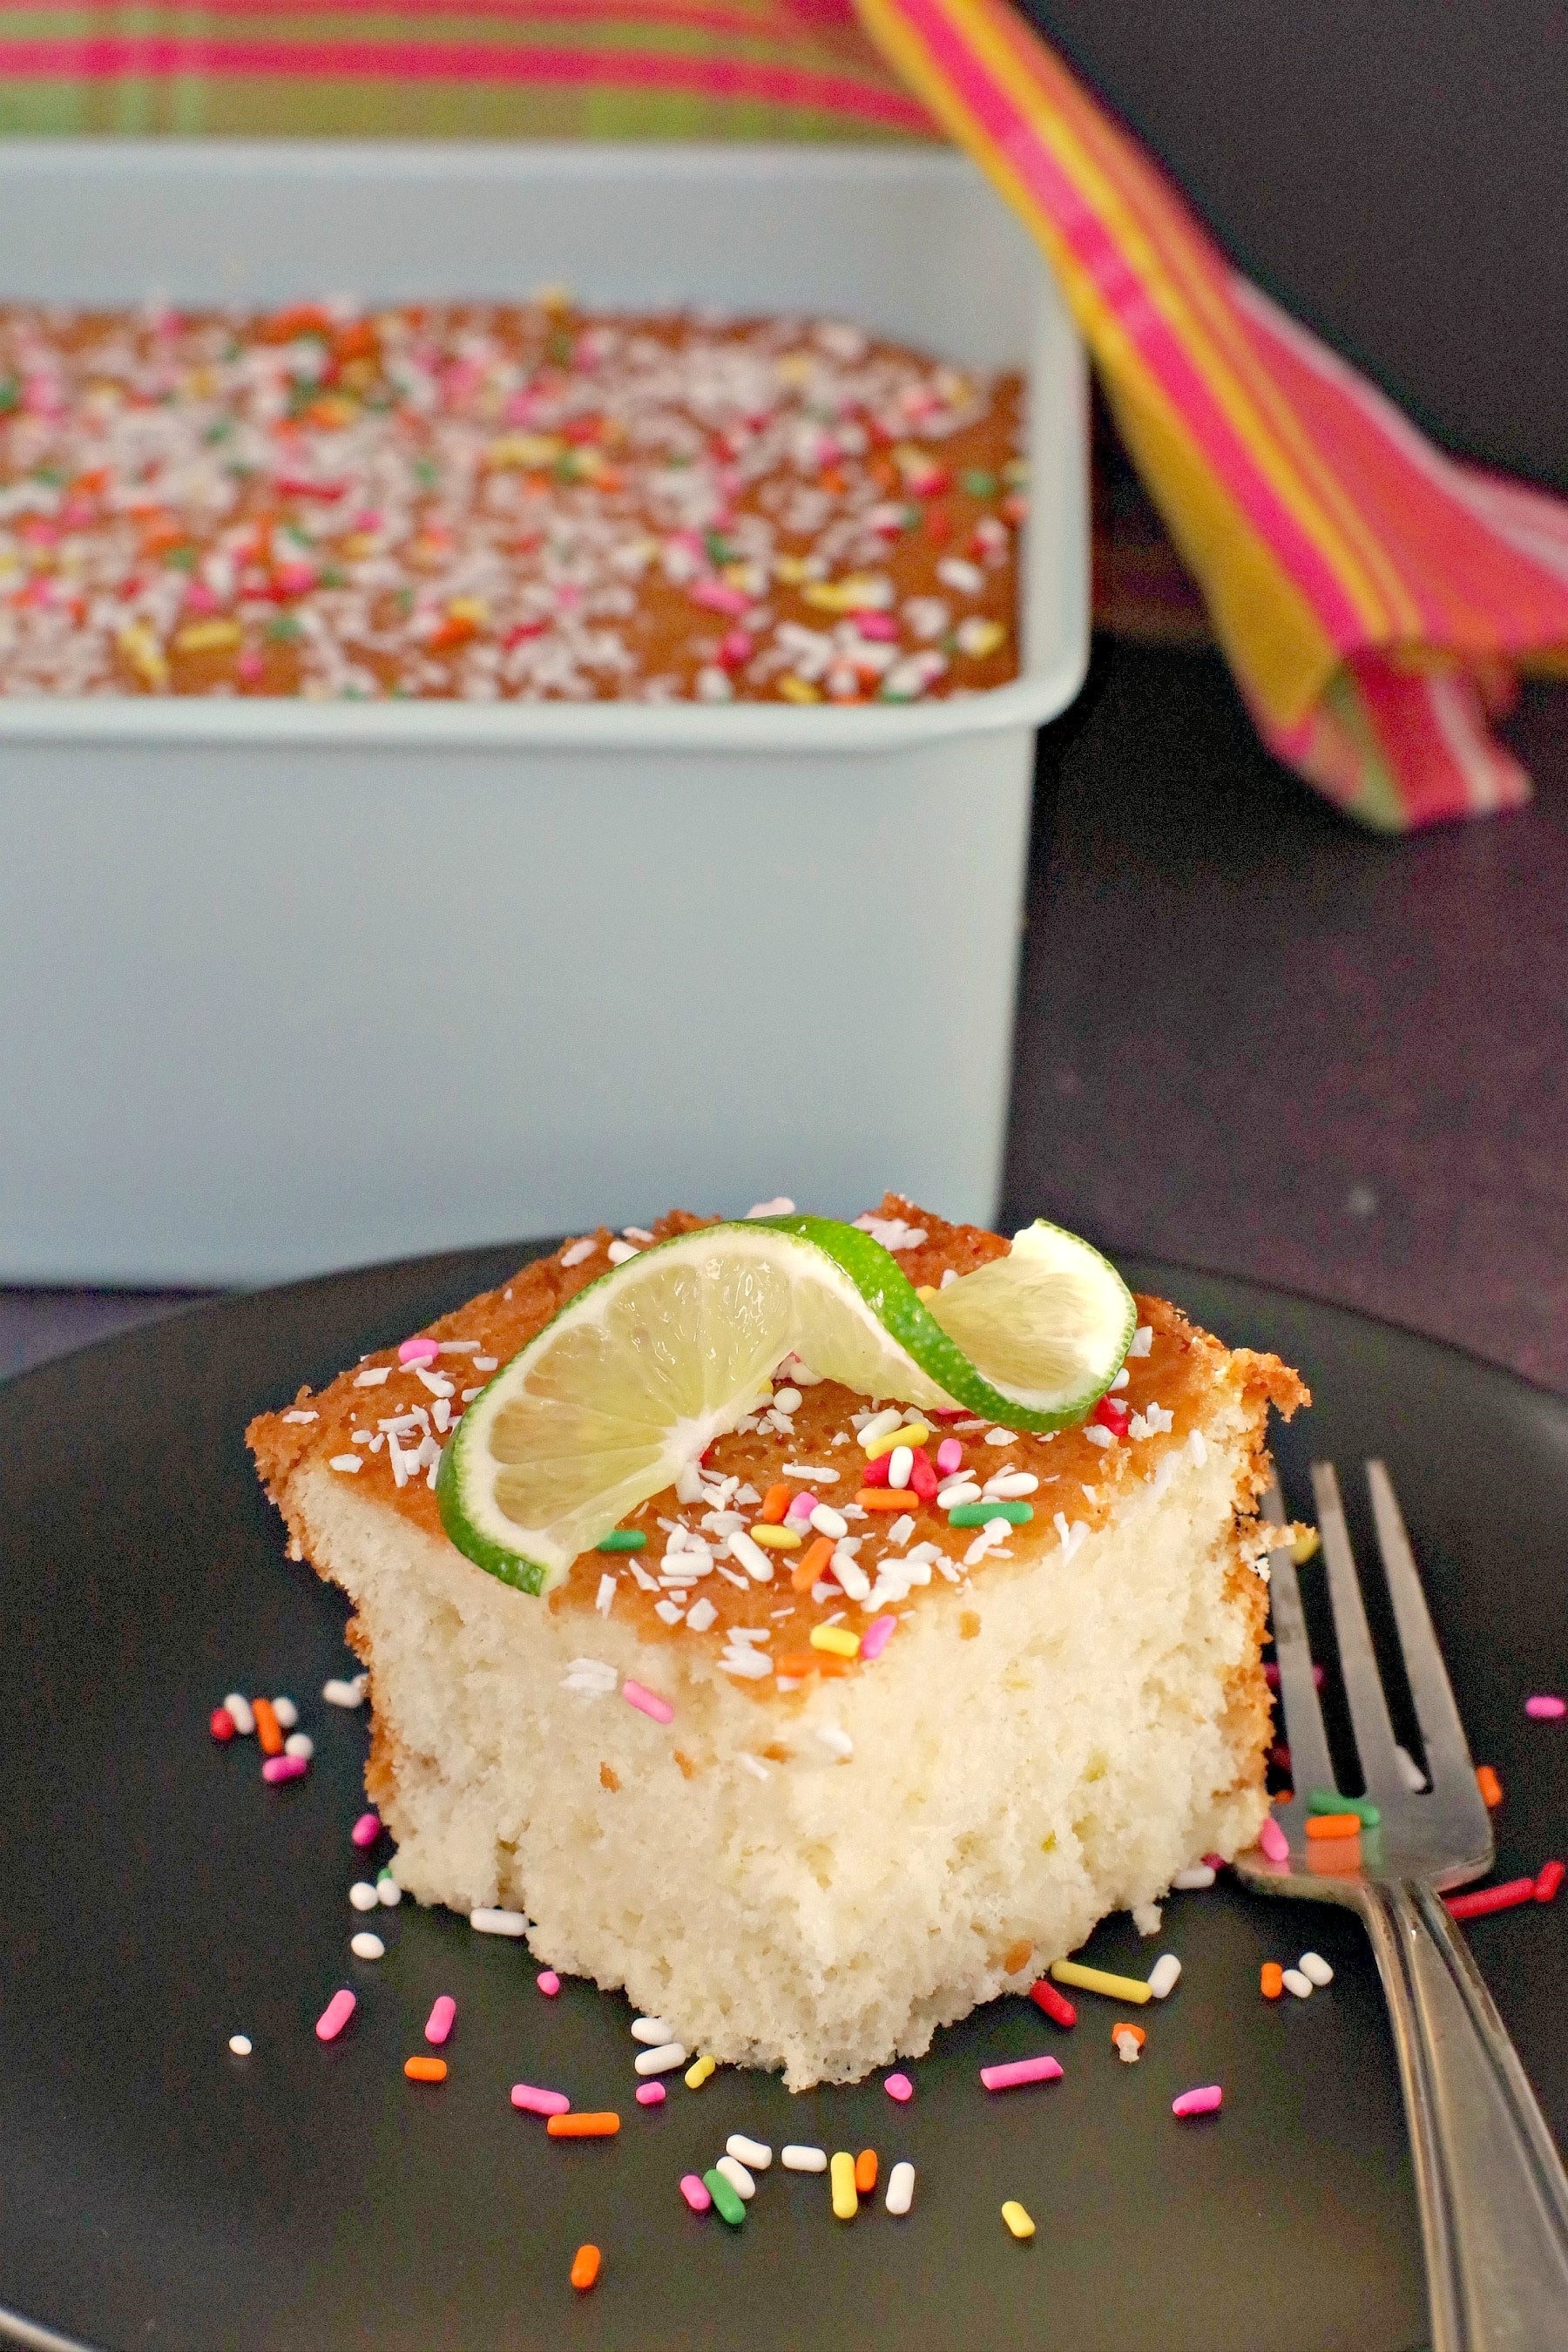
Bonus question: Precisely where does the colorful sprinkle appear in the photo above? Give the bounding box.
[595,1529,646,1552]
[252,1696,284,1758]
[1260,1963,1284,2000]
[1051,1959,1152,2005]
[860,1614,899,1661]
[809,1624,861,1659]
[570,2245,602,2294]
[1525,1694,1565,1720]
[1477,1765,1504,1808]
[947,1498,1032,1526]
[210,1705,236,1742]
[622,1678,674,1725]
[398,1336,440,1366]
[1258,1815,1290,1863]
[854,2147,879,2194]
[704,2168,747,2227]
[981,2054,1064,2092]
[314,1989,356,2043]
[1305,1814,1362,1841]
[511,2083,570,2116]
[405,2055,447,2083]
[747,1524,803,1551]
[884,2072,914,2102]
[350,1811,382,1848]
[546,2112,620,2139]
[1308,1788,1380,1825]
[1446,1877,1536,1921]
[830,2151,859,2220]
[260,1753,308,1784]
[635,2081,666,2106]
[935,1437,964,1475]
[679,2173,713,2212]
[1535,1860,1565,1903]
[1173,2085,1223,2118]
[1112,2023,1145,2062]
[1001,2200,1036,2240]
[1029,1978,1077,2027]
[537,1969,561,1997]
[685,2053,717,2090]
[425,1996,456,2045]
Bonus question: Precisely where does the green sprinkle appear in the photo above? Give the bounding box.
[0,377,19,414]
[266,612,301,643]
[703,2169,747,2227]
[413,457,440,489]
[595,1529,647,1553]
[947,1499,1034,1528]
[1308,1788,1381,1827]
[962,469,998,497]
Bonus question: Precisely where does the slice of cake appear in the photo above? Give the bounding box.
[249,1198,1305,2089]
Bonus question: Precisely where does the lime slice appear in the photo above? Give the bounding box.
[437,1214,1130,1594]
[924,1219,1135,1421]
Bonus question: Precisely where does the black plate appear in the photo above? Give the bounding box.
[3,1247,1565,2352]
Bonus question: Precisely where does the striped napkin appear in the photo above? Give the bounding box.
[855,0,1568,827]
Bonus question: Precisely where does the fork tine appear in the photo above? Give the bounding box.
[1312,1460,1402,1798]
[1366,1461,1486,1814]
[1263,1474,1335,1803]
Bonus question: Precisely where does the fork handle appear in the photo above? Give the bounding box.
[1360,1880,1568,2352]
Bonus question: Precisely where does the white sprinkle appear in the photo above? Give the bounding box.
[228,2033,253,2057]
[727,2133,772,2170]
[1395,1744,1428,1791]
[686,1597,718,1633]
[1173,1864,1216,1890]
[714,2154,755,2200]
[349,1882,380,1913]
[377,1876,402,1908]
[354,1367,391,1387]
[983,1427,1018,1447]
[623,1226,656,1245]
[270,1695,299,1730]
[1299,1951,1335,1987]
[984,1470,1038,1498]
[831,1547,870,1600]
[746,1197,795,1218]
[350,1931,385,1962]
[773,1387,802,1414]
[607,1239,639,1265]
[222,1693,255,1736]
[738,1754,771,1781]
[784,1464,839,1484]
[281,1409,318,1424]
[632,2017,674,2044]
[596,1573,617,1618]
[1146,1953,1182,1999]
[1128,1325,1153,1357]
[329,1454,363,1473]
[1282,1967,1314,1999]
[887,1444,914,1490]
[727,1530,774,1584]
[858,1408,902,1451]
[782,2145,827,2173]
[885,2160,916,2216]
[938,1479,982,1509]
[634,2041,687,2076]
[815,1721,854,1760]
[283,1732,314,1761]
[560,1237,597,1267]
[470,1907,528,1937]
[807,1504,848,1539]
[1188,1429,1208,1467]
[472,1358,497,1372]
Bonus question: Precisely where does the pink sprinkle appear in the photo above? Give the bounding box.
[679,2173,713,2213]
[884,2072,914,2102]
[935,1437,964,1475]
[314,1989,356,2043]
[351,1811,382,1848]
[623,1679,674,1726]
[980,2055,1064,2092]
[854,612,899,641]
[537,1969,561,1997]
[425,1996,456,2045]
[261,1753,308,1783]
[691,577,748,615]
[1264,1661,1325,1690]
[636,2081,667,2107]
[1202,1853,1225,1870]
[1525,1694,1565,1720]
[719,629,754,666]
[510,2083,570,2117]
[1258,1815,1290,1863]
[861,1615,898,1662]
[398,1336,439,1366]
[785,1491,817,1524]
[1173,2085,1223,2118]
[236,648,264,684]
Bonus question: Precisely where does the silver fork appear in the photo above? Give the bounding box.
[1233,1458,1568,2352]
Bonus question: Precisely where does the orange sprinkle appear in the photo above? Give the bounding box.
[252,1697,283,1758]
[1304,1813,1362,1841]
[792,1536,835,1594]
[570,2245,602,2294]
[760,1483,792,1525]
[1111,2020,1146,2048]
[1477,1765,1504,1809]
[1260,1963,1284,2000]
[855,2148,879,2194]
[547,2112,620,2139]
[404,2055,448,2083]
[856,1489,920,1511]
[775,1652,855,1680]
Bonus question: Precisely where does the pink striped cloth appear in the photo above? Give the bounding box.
[855,0,1568,827]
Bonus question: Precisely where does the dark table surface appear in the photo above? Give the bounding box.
[8,639,1567,1396]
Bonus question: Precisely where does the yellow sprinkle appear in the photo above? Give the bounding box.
[956,618,1006,659]
[748,1524,803,1551]
[1001,2200,1036,2241]
[863,1421,929,1461]
[1292,1527,1322,1566]
[802,575,887,615]
[486,432,563,470]
[830,2151,858,2220]
[810,1625,861,1659]
[117,622,168,691]
[446,595,490,626]
[778,675,821,703]
[1051,1959,1152,2005]
[684,2053,716,2091]
[774,355,812,388]
[172,618,240,655]
[341,531,379,560]
[774,552,810,583]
